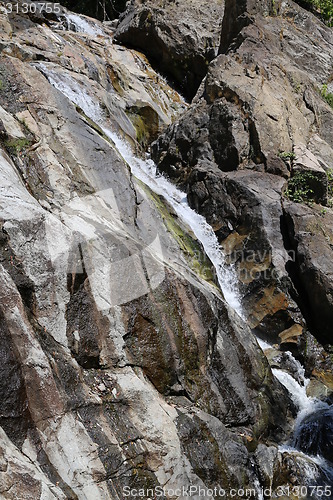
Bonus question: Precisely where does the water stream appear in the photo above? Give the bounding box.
[35,59,332,494]
[260,341,333,486]
[64,12,105,36]
[36,64,243,314]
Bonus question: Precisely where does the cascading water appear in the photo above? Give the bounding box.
[261,342,333,488]
[273,362,331,461]
[64,12,105,36]
[35,58,332,494]
[101,130,243,313]
[293,406,333,463]
[35,64,243,315]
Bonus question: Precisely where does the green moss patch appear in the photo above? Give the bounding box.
[4,137,32,155]
[126,105,159,147]
[321,84,333,107]
[140,181,217,287]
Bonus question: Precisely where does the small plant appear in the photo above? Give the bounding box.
[321,84,333,108]
[327,168,333,191]
[4,137,31,155]
[314,0,333,26]
[279,151,296,161]
[285,171,317,203]
[295,0,333,26]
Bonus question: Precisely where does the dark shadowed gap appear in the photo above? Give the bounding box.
[59,0,127,21]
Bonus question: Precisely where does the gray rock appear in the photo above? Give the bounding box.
[115,0,225,99]
[219,0,272,53]
[283,202,333,346]
[254,444,279,489]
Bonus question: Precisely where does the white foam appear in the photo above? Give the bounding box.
[273,359,330,464]
[256,338,273,351]
[272,368,311,413]
[285,350,307,385]
[38,65,101,120]
[278,445,333,483]
[65,13,104,36]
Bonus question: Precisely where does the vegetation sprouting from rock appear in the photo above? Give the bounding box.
[295,0,333,26]
[321,84,333,107]
[285,171,317,203]
[327,169,333,206]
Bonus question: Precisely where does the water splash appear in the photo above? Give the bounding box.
[271,348,329,426]
[273,368,311,413]
[272,352,329,425]
[257,338,311,413]
[278,445,333,486]
[271,350,332,482]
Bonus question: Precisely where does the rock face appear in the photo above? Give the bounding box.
[219,0,272,53]
[152,0,333,353]
[0,1,186,147]
[0,3,299,499]
[284,202,333,346]
[0,1,333,498]
[114,0,225,99]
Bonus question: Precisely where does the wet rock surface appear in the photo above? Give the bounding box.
[0,0,332,498]
[294,406,333,462]
[283,202,333,346]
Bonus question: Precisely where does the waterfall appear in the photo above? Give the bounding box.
[36,59,332,492]
[272,368,312,413]
[64,12,105,36]
[271,351,330,425]
[101,127,243,313]
[263,343,333,484]
[36,64,243,315]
